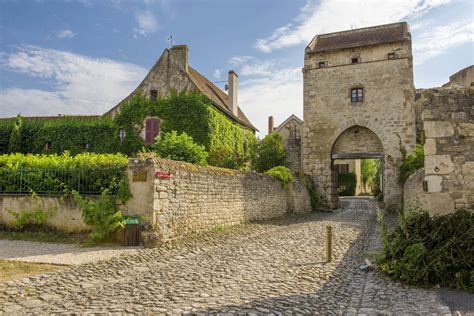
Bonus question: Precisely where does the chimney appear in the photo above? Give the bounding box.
[268,116,274,135]
[169,45,188,73]
[228,70,239,116]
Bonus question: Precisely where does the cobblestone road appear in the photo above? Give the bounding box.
[1,198,471,314]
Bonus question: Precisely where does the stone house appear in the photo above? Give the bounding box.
[268,114,303,171]
[301,22,416,210]
[104,45,257,144]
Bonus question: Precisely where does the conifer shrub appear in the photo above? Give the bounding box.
[376,208,474,292]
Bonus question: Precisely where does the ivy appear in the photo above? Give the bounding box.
[400,144,424,184]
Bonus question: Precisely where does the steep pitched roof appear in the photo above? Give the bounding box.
[307,22,410,53]
[274,114,303,132]
[187,67,257,131]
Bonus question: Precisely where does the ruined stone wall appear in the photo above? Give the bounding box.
[302,41,416,210]
[125,158,311,246]
[418,87,473,212]
[275,118,302,171]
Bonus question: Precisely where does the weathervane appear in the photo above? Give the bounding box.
[167,35,174,47]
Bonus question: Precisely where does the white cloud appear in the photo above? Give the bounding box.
[0,46,147,117]
[229,57,302,136]
[255,0,451,53]
[134,10,158,37]
[213,69,221,79]
[56,29,76,39]
[413,19,474,65]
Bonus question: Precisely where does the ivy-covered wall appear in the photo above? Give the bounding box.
[0,116,118,155]
[1,92,257,169]
[115,92,257,168]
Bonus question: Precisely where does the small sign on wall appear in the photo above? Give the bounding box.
[132,170,147,182]
[155,171,173,179]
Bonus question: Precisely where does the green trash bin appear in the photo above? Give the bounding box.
[117,216,140,246]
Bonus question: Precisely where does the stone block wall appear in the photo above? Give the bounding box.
[124,158,311,246]
[0,195,89,232]
[417,86,473,211]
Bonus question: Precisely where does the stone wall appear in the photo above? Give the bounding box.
[0,195,89,232]
[124,158,311,246]
[417,86,473,212]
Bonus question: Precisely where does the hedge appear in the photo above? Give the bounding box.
[0,152,128,194]
[0,116,118,155]
[337,172,357,196]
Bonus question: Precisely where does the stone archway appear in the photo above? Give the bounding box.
[330,125,384,205]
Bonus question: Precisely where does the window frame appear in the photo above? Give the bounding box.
[318,61,326,68]
[351,88,364,103]
[150,89,158,101]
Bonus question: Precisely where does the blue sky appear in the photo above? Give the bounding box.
[0,0,473,135]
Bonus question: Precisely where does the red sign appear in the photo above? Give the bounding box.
[155,171,173,179]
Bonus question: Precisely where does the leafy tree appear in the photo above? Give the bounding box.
[152,131,208,165]
[361,159,379,194]
[254,132,286,172]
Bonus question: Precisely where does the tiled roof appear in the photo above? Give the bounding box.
[187,67,258,131]
[308,22,409,53]
[0,115,101,121]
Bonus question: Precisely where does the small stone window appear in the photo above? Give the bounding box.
[351,57,359,64]
[351,88,364,102]
[388,53,395,59]
[150,90,158,101]
[318,61,326,68]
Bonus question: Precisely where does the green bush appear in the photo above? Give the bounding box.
[265,166,294,188]
[7,206,56,230]
[400,144,424,184]
[254,133,286,173]
[376,208,474,292]
[72,190,125,242]
[0,152,128,194]
[337,172,356,196]
[152,131,208,165]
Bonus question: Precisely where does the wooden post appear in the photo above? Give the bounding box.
[326,225,332,263]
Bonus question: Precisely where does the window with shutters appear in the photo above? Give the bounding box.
[144,117,160,145]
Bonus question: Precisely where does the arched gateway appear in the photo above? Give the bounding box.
[301,22,417,210]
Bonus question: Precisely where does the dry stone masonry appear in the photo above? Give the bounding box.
[124,158,311,247]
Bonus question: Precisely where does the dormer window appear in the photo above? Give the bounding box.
[318,61,326,68]
[351,57,359,64]
[351,88,364,102]
[388,53,395,59]
[150,90,158,101]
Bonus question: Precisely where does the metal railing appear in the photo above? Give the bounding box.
[0,166,126,195]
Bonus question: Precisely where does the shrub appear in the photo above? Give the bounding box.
[337,172,356,196]
[265,166,294,188]
[376,208,474,292]
[7,206,56,230]
[0,152,128,194]
[254,133,286,173]
[152,131,208,165]
[400,144,424,184]
[72,190,126,242]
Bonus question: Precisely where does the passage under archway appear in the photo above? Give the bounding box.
[330,125,384,202]
[332,125,383,159]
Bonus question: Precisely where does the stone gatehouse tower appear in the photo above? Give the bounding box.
[302,22,416,210]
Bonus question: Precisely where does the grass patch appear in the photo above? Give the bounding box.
[0,259,62,282]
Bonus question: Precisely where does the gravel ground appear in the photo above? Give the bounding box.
[0,240,142,265]
[0,198,471,314]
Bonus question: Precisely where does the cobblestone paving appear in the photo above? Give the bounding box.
[0,199,470,314]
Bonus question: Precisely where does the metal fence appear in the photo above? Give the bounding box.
[0,166,127,195]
